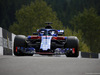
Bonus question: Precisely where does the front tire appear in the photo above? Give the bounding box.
[14,35,26,56]
[64,36,79,57]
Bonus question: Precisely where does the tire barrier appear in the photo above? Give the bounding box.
[91,53,98,58]
[81,52,98,58]
[0,27,16,55]
[2,29,12,55]
[81,52,91,58]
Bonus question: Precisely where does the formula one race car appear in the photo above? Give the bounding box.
[14,23,79,57]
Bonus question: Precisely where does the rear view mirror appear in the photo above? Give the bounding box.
[57,30,64,35]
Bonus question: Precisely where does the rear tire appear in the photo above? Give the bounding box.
[64,36,79,57]
[14,35,26,56]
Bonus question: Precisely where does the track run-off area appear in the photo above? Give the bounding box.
[0,55,100,75]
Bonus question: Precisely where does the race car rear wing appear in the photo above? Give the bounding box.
[58,30,64,35]
[33,32,38,35]
[33,30,64,36]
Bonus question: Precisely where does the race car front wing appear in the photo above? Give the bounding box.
[15,47,75,55]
